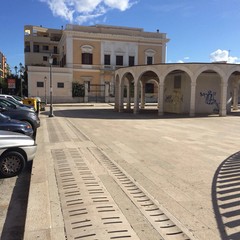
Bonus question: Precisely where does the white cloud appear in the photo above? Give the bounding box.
[210,49,240,64]
[175,57,189,63]
[40,0,137,24]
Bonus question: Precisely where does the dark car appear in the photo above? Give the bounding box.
[0,130,37,178]
[0,113,33,137]
[0,100,40,133]
[0,96,35,111]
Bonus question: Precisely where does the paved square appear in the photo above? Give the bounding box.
[25,105,240,240]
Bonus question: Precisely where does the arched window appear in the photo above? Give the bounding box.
[81,45,93,65]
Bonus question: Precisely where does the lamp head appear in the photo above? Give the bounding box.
[49,55,53,64]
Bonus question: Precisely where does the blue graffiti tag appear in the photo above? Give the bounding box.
[200,90,219,112]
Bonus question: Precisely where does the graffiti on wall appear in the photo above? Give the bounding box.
[200,90,219,112]
[165,92,183,104]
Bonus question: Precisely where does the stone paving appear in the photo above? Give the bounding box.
[24,104,240,240]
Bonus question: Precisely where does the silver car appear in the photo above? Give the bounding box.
[0,130,37,178]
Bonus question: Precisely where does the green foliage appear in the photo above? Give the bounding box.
[72,82,84,97]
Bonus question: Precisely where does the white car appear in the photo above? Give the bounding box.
[0,130,37,178]
[0,94,23,104]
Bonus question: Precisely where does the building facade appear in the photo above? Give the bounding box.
[0,52,8,93]
[24,24,169,102]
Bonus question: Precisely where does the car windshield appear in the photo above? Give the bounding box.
[12,95,22,101]
[0,98,17,108]
[5,97,21,105]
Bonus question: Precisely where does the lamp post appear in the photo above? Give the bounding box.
[14,63,25,97]
[48,54,54,117]
[44,76,47,105]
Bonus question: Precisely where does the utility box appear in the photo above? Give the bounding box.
[23,98,38,111]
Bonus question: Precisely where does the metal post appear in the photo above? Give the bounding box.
[49,57,54,117]
[20,77,23,97]
[44,76,47,105]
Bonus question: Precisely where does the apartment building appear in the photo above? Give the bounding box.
[24,24,169,102]
[0,52,8,93]
[0,52,8,79]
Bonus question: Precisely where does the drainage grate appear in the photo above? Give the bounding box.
[88,147,196,240]
[52,148,140,240]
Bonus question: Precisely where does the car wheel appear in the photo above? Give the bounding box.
[0,151,26,178]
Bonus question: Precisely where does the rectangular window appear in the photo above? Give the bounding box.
[129,56,135,66]
[104,55,111,65]
[33,45,39,53]
[116,55,123,66]
[43,56,48,61]
[147,56,153,65]
[54,46,58,54]
[174,75,181,89]
[37,81,44,87]
[82,53,93,64]
[57,82,64,88]
[43,45,49,51]
[24,45,30,52]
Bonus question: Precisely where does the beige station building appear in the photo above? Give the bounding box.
[24,24,240,116]
[24,24,169,103]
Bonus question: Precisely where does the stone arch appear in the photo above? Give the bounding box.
[162,65,194,82]
[163,68,192,114]
[195,69,222,115]
[193,65,226,83]
[227,70,240,112]
[114,74,120,111]
[119,71,134,111]
[136,70,160,110]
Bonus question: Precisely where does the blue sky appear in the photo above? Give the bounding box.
[1,0,240,72]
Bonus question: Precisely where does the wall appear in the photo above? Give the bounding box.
[28,66,73,103]
[196,74,221,113]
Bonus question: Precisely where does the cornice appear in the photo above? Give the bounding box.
[63,30,169,44]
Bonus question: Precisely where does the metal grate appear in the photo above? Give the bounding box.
[88,147,196,240]
[52,148,140,240]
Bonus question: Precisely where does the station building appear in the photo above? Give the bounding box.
[24,24,169,103]
[24,24,240,116]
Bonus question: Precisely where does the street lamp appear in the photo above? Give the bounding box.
[48,54,54,117]
[14,63,25,97]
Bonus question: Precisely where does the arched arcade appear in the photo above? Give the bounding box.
[115,63,240,117]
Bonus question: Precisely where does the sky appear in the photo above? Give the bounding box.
[1,0,240,72]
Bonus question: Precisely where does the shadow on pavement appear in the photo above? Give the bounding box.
[41,107,240,120]
[212,151,240,240]
[0,161,32,240]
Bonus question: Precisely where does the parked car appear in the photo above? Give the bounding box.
[0,95,35,111]
[0,113,33,137]
[0,130,37,178]
[0,94,23,103]
[0,100,40,133]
